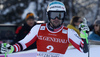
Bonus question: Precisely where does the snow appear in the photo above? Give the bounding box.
[0,45,100,57]
[64,45,100,57]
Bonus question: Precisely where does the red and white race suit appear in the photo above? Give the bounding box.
[13,23,84,57]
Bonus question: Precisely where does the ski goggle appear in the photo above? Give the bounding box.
[49,11,65,20]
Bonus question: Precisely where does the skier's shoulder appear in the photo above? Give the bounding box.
[68,28,76,32]
[67,28,78,36]
[61,26,76,33]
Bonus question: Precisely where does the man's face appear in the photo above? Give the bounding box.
[26,19,35,27]
[50,18,62,28]
[49,11,64,28]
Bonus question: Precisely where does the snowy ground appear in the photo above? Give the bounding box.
[64,45,100,57]
[0,45,100,57]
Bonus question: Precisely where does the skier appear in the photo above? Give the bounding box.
[1,1,89,57]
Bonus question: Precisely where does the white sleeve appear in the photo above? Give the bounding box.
[18,24,41,50]
[68,29,81,44]
[68,29,83,52]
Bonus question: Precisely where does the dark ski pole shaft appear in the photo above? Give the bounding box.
[83,31,89,57]
[83,18,90,57]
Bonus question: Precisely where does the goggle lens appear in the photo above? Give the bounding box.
[49,12,65,20]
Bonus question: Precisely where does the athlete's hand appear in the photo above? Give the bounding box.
[1,43,14,54]
[79,18,89,39]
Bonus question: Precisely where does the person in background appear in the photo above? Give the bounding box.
[88,19,100,41]
[67,16,83,36]
[15,12,37,50]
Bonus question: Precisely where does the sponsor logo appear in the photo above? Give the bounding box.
[40,26,45,30]
[61,7,64,9]
[50,6,64,9]
[74,34,81,39]
[62,29,67,34]
[38,36,67,43]
[38,52,61,57]
[48,33,57,36]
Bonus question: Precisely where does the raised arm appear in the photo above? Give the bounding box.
[68,29,88,53]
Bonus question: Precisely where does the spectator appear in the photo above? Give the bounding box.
[67,16,83,36]
[88,19,100,41]
[15,12,37,50]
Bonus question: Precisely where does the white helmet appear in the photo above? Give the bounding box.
[47,1,66,12]
[47,1,66,28]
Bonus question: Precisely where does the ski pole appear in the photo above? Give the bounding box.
[83,30,88,44]
[83,18,90,57]
[4,43,7,57]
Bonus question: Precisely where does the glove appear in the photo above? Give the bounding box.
[79,18,89,53]
[79,18,90,39]
[1,43,14,54]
